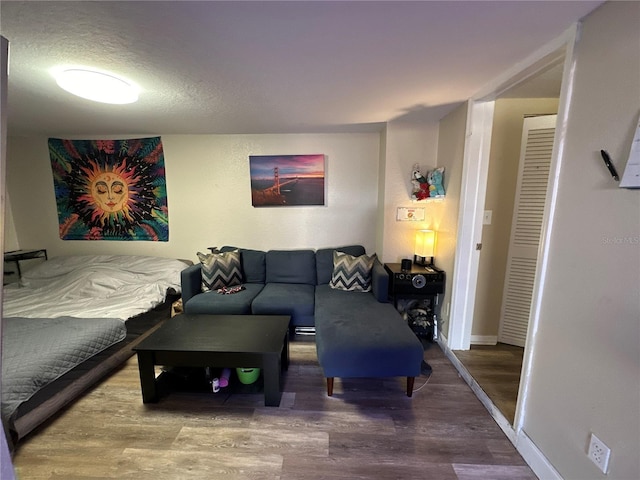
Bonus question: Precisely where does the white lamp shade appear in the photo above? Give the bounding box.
[415,230,436,257]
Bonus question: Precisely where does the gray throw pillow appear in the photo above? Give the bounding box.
[329,251,376,292]
[197,250,242,292]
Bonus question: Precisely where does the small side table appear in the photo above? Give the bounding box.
[4,249,48,280]
[384,262,445,341]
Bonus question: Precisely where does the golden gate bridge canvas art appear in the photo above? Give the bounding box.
[249,154,325,207]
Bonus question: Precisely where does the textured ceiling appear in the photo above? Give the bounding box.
[0,1,602,136]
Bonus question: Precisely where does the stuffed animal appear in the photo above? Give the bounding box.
[427,167,445,197]
[415,183,430,200]
[412,165,428,184]
[411,164,431,200]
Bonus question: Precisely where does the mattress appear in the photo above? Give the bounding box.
[2,254,187,319]
[0,254,189,448]
[1,316,127,429]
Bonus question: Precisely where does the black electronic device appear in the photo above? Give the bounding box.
[384,263,445,296]
[400,258,412,271]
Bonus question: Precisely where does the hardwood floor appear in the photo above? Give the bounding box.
[11,339,536,479]
[452,344,524,424]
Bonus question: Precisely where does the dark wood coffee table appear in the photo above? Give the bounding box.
[133,314,290,407]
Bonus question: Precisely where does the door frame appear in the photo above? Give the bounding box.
[445,23,580,436]
[1,34,17,477]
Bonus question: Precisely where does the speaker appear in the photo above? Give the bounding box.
[386,263,445,295]
[400,259,412,271]
[411,274,426,289]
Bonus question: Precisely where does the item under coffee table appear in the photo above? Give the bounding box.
[133,314,290,407]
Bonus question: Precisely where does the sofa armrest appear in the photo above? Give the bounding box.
[371,259,390,303]
[181,263,202,303]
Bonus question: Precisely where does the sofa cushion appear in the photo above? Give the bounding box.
[251,283,315,325]
[265,250,316,284]
[197,250,242,291]
[221,246,266,284]
[184,283,265,315]
[314,284,423,378]
[329,251,376,292]
[315,245,366,285]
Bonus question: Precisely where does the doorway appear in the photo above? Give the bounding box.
[455,107,559,425]
[446,28,578,431]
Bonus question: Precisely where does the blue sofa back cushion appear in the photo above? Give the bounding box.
[316,245,366,285]
[265,249,316,284]
[221,246,266,284]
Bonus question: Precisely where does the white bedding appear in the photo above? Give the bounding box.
[2,255,188,320]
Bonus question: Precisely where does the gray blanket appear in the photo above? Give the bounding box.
[1,316,127,425]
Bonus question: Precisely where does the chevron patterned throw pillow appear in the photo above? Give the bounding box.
[329,250,376,292]
[197,250,242,292]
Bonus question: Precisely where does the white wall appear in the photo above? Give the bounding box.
[6,133,381,263]
[433,102,467,333]
[375,128,388,256]
[380,118,439,263]
[2,193,18,252]
[523,2,639,479]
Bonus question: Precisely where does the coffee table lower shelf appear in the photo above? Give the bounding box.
[155,367,266,396]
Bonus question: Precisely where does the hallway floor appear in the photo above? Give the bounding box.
[452,343,524,424]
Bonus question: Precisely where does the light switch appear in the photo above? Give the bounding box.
[483,210,492,225]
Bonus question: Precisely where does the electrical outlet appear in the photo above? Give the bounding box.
[588,433,611,474]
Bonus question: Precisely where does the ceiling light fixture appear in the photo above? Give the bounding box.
[54,68,139,104]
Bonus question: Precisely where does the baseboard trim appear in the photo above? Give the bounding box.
[470,335,497,345]
[438,340,561,479]
[515,430,563,480]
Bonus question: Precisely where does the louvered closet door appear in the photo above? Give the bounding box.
[498,115,557,347]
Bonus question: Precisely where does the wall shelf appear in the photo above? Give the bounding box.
[411,197,445,203]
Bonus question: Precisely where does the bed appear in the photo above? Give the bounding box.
[1,254,190,449]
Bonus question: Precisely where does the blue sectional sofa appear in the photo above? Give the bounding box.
[180,245,424,396]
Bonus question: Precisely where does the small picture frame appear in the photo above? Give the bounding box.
[396,207,425,221]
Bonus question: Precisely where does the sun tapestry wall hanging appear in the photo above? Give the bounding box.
[249,154,325,207]
[48,137,169,241]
